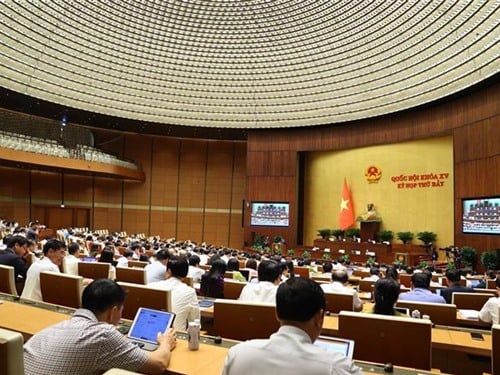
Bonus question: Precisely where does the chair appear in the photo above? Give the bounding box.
[294,266,310,278]
[493,324,500,375]
[78,262,110,279]
[452,292,492,311]
[353,270,371,278]
[473,288,498,296]
[399,274,412,288]
[338,311,432,370]
[40,271,83,309]
[358,279,376,292]
[486,279,497,290]
[199,264,211,271]
[128,260,149,268]
[117,282,172,320]
[116,267,146,284]
[0,328,24,375]
[324,292,354,314]
[396,300,457,326]
[212,299,279,341]
[223,279,246,300]
[0,265,17,296]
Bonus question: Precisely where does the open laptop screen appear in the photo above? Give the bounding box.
[314,336,355,359]
[128,308,175,345]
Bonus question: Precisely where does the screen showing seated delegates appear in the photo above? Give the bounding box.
[462,197,500,235]
[250,202,290,227]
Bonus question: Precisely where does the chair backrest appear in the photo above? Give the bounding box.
[0,265,17,296]
[40,271,83,309]
[117,282,172,320]
[294,266,310,278]
[78,262,110,279]
[399,274,412,288]
[473,288,498,296]
[213,299,279,341]
[0,328,24,375]
[493,324,500,375]
[199,264,211,271]
[128,260,149,268]
[451,292,492,311]
[396,300,456,326]
[353,270,371,278]
[338,311,432,370]
[486,279,497,290]
[358,279,376,292]
[116,267,146,284]
[223,279,247,300]
[324,292,354,314]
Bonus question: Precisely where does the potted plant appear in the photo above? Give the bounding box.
[345,228,360,240]
[376,230,394,243]
[340,254,350,264]
[317,228,331,240]
[274,248,282,256]
[397,231,414,245]
[419,260,428,269]
[481,250,499,271]
[366,256,376,268]
[287,248,295,257]
[459,246,477,269]
[416,231,437,247]
[302,250,311,259]
[273,235,284,244]
[322,253,331,261]
[331,229,344,241]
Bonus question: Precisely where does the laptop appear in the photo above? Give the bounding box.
[314,335,355,359]
[127,307,176,351]
[394,307,410,316]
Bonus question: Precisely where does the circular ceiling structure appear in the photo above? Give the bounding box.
[0,0,498,129]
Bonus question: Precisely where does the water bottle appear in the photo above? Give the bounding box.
[411,309,421,319]
[188,319,200,350]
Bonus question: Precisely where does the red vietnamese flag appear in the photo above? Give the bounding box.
[339,178,355,230]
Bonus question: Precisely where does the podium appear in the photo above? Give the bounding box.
[359,220,381,242]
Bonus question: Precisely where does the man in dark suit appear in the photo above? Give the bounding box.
[0,235,29,280]
[441,269,474,304]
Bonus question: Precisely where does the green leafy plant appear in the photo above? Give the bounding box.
[331,229,344,240]
[481,250,500,270]
[419,260,428,269]
[317,228,331,239]
[302,250,311,259]
[393,259,404,268]
[366,256,376,267]
[376,230,394,243]
[340,254,350,263]
[322,253,331,261]
[459,246,477,268]
[446,261,456,270]
[287,248,295,257]
[345,228,360,239]
[417,231,437,245]
[274,248,282,256]
[397,231,414,244]
[273,235,284,244]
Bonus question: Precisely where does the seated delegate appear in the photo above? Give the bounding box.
[24,279,176,374]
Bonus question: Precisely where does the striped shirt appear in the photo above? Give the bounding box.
[24,309,148,375]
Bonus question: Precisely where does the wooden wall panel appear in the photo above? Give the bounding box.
[177,212,203,242]
[245,79,500,250]
[149,211,176,238]
[150,138,180,207]
[93,207,122,232]
[178,140,207,209]
[122,209,149,236]
[123,134,150,206]
[63,175,92,206]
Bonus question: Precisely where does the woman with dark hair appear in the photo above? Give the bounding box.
[384,266,399,282]
[372,278,405,316]
[227,258,246,282]
[200,258,227,298]
[99,246,117,280]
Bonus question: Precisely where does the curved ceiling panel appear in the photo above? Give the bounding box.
[0,0,498,128]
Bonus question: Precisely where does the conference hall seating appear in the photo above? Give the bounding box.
[324,292,354,314]
[222,279,246,300]
[116,267,146,284]
[212,299,279,341]
[338,311,432,370]
[452,292,493,311]
[78,262,110,280]
[396,300,456,326]
[117,281,172,320]
[40,271,83,309]
[0,265,17,296]
[0,328,24,375]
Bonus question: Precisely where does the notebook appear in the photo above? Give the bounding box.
[314,336,355,359]
[127,307,176,351]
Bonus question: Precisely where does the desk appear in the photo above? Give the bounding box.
[0,297,491,375]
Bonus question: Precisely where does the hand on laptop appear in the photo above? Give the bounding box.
[158,328,177,351]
